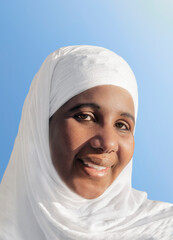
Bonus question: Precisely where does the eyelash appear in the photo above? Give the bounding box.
[73,113,130,131]
[74,113,96,122]
[115,122,130,131]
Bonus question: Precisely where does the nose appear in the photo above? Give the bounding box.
[89,126,119,153]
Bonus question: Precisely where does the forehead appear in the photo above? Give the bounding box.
[60,85,135,115]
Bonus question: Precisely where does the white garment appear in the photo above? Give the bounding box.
[0,45,173,240]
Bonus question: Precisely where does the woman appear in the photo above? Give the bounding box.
[0,45,173,239]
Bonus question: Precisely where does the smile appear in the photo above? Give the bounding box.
[78,159,110,177]
[81,160,107,170]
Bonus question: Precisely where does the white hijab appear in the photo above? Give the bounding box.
[0,45,173,240]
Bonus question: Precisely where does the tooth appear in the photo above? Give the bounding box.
[82,161,106,170]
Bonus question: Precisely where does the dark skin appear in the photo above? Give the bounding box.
[49,85,135,199]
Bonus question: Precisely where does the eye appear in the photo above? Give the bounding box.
[115,121,129,131]
[74,113,96,122]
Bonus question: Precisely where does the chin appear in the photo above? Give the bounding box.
[68,177,111,199]
[76,187,106,199]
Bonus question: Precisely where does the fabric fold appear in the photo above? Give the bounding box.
[0,45,172,240]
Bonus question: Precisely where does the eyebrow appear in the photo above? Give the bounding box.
[68,103,100,112]
[120,113,135,124]
[68,103,135,123]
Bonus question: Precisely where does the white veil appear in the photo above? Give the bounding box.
[1,46,172,240]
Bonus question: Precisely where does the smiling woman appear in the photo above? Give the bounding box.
[49,85,135,199]
[0,45,173,240]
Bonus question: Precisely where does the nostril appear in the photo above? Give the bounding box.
[89,136,118,153]
[97,147,104,153]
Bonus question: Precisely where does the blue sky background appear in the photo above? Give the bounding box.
[0,0,173,203]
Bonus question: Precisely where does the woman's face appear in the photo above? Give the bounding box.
[49,85,135,199]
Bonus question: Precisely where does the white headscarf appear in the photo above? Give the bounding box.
[0,45,173,240]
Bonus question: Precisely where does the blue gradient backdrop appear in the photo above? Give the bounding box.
[0,0,173,203]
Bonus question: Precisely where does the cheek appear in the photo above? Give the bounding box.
[51,121,92,178]
[63,120,92,151]
[49,121,84,179]
[120,135,134,165]
[49,120,90,176]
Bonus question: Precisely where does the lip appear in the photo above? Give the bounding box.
[76,155,114,178]
[78,156,114,168]
[77,158,110,177]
